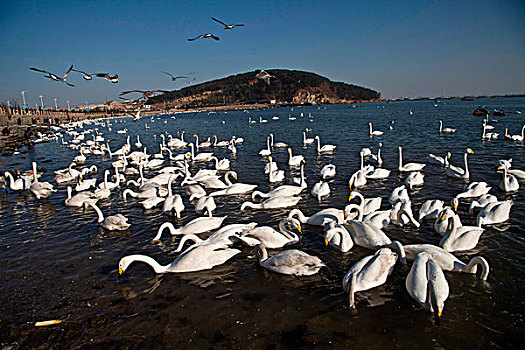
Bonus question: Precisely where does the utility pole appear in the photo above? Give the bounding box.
[54,98,58,111]
[67,100,71,111]
[7,100,10,108]
[39,95,44,109]
[21,90,28,108]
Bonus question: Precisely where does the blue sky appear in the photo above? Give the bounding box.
[0,0,523,107]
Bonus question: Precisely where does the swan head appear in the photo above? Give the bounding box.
[451,198,459,212]
[467,148,474,155]
[118,256,134,275]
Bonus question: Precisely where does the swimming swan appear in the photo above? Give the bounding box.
[343,247,399,308]
[119,244,240,274]
[151,216,227,242]
[446,148,474,179]
[403,244,489,280]
[439,211,484,252]
[29,162,56,199]
[405,252,449,324]
[324,221,354,252]
[255,244,325,276]
[240,218,301,248]
[315,136,336,154]
[86,202,130,230]
[398,147,426,172]
[241,196,301,210]
[476,200,512,226]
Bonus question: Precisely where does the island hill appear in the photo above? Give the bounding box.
[148,69,384,109]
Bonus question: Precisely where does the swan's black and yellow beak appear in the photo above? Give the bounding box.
[348,184,352,190]
[119,266,124,275]
[497,165,502,170]
[297,225,302,233]
[348,195,353,202]
[453,204,457,211]
[440,213,447,222]
[324,238,329,246]
[344,211,348,219]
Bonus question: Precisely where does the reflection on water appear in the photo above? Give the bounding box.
[1,98,524,348]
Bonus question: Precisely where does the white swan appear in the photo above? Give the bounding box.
[241,196,300,210]
[140,196,165,210]
[389,185,409,204]
[446,148,474,179]
[390,200,421,228]
[268,156,285,183]
[403,244,489,280]
[369,122,383,137]
[119,244,240,274]
[54,162,80,183]
[255,244,324,276]
[398,147,426,172]
[189,143,213,162]
[208,156,230,170]
[288,148,304,167]
[439,211,484,252]
[498,165,519,192]
[510,125,525,141]
[176,223,258,252]
[208,174,257,196]
[259,135,272,157]
[288,207,346,226]
[320,164,336,179]
[135,134,142,148]
[212,135,230,147]
[4,171,31,190]
[324,221,354,252]
[240,218,301,248]
[65,186,98,207]
[348,191,381,216]
[406,252,449,324]
[162,175,184,218]
[86,202,130,230]
[344,219,405,255]
[428,152,450,167]
[269,133,287,148]
[468,194,498,214]
[311,181,330,201]
[303,131,314,146]
[476,200,512,226]
[343,247,398,308]
[151,216,227,242]
[195,195,216,216]
[439,120,456,133]
[184,184,206,201]
[348,152,367,189]
[418,199,444,221]
[315,136,336,154]
[405,171,424,190]
[456,182,491,199]
[29,162,56,199]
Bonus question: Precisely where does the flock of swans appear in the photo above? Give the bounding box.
[2,107,523,326]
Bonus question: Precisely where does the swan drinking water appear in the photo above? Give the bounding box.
[255,244,325,276]
[85,202,130,230]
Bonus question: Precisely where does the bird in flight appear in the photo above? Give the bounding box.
[29,65,75,87]
[94,73,119,83]
[72,68,93,80]
[211,17,244,30]
[187,33,219,41]
[162,71,188,81]
[120,90,169,98]
[256,70,274,85]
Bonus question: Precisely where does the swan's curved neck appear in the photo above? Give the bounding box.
[225,171,235,186]
[316,137,321,152]
[89,202,105,223]
[503,166,509,191]
[360,153,364,171]
[278,219,298,241]
[175,234,203,252]
[32,162,38,183]
[5,172,15,187]
[256,245,268,262]
[152,222,178,242]
[241,202,258,210]
[125,255,166,273]
[463,152,470,176]
[439,120,443,133]
[346,204,363,221]
[288,209,307,223]
[465,256,489,280]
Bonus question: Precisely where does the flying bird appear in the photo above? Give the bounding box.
[162,71,188,81]
[187,77,197,85]
[256,70,274,85]
[187,33,219,41]
[120,90,169,98]
[211,17,244,30]
[72,68,93,80]
[29,65,75,87]
[94,73,119,83]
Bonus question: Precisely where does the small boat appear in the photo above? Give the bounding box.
[472,107,489,116]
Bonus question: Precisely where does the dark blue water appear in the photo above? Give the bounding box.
[1,97,524,348]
